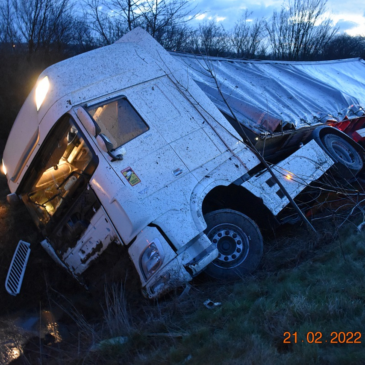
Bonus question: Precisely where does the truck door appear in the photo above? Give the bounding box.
[18,113,103,262]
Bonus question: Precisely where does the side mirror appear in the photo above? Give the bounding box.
[76,107,125,162]
[96,134,124,161]
[76,107,101,137]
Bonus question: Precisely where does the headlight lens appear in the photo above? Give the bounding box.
[140,241,163,279]
[35,76,49,111]
[2,159,7,175]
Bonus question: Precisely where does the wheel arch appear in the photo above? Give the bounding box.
[201,182,278,231]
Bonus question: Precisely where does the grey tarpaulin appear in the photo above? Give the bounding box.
[171,54,365,134]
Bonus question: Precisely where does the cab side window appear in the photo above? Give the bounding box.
[87,98,149,148]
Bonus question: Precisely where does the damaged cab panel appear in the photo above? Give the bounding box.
[3,28,361,298]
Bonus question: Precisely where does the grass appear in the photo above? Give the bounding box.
[1,152,365,364]
[74,221,365,365]
[2,197,365,364]
[102,283,132,338]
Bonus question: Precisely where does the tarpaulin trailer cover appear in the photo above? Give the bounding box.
[171,55,365,134]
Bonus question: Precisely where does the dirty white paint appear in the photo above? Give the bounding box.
[242,140,334,216]
[62,207,120,275]
[2,27,342,298]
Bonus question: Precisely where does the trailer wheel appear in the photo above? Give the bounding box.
[322,134,363,176]
[204,209,263,280]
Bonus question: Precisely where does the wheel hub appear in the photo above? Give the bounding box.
[332,143,355,164]
[210,226,249,265]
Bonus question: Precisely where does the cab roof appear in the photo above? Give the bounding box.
[38,27,174,121]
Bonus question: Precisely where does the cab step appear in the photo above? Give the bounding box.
[5,240,31,296]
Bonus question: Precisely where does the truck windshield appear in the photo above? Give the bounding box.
[87,98,149,148]
[20,114,97,231]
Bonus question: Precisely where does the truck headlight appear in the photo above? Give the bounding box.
[2,159,7,175]
[35,76,49,111]
[140,240,163,279]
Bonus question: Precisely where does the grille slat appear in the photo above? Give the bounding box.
[5,240,31,296]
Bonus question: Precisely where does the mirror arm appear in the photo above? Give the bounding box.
[108,150,123,161]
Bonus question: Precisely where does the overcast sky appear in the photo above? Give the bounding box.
[190,0,365,36]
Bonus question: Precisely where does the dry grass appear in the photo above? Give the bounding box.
[99,218,365,365]
[102,283,132,338]
[38,214,364,365]
[2,137,365,364]
[2,212,365,365]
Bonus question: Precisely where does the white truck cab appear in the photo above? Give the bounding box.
[3,28,341,298]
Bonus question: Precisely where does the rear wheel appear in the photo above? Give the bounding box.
[322,134,363,176]
[204,209,263,280]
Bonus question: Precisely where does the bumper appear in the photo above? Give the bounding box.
[128,226,218,298]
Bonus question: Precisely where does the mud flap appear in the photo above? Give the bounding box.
[5,240,31,296]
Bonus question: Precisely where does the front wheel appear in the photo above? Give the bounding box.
[204,209,263,280]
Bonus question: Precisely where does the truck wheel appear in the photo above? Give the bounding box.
[322,134,363,176]
[204,209,263,280]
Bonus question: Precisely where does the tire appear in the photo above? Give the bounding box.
[322,134,363,176]
[204,209,263,280]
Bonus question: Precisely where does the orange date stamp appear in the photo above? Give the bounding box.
[284,332,362,344]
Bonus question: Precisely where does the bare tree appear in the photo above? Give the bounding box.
[229,10,266,59]
[136,0,196,42]
[265,0,338,60]
[83,0,197,47]
[83,0,123,45]
[193,20,228,56]
[12,0,49,54]
[323,34,365,60]
[110,0,142,31]
[161,23,196,51]
[70,18,96,52]
[39,0,79,53]
[0,0,19,44]
[11,0,79,55]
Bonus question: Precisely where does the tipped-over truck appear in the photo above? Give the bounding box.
[2,28,364,298]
